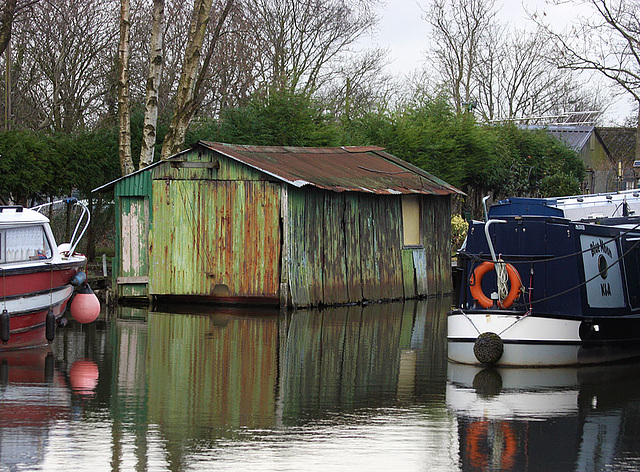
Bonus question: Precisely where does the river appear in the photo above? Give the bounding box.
[1,298,640,471]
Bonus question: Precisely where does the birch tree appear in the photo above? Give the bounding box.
[118,0,134,175]
[160,0,235,160]
[139,0,164,169]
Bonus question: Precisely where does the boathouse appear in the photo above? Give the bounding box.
[93,142,463,308]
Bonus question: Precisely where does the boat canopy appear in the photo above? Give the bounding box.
[489,190,640,221]
[0,207,49,225]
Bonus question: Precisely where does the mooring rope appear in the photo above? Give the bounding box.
[495,256,509,301]
[457,309,481,335]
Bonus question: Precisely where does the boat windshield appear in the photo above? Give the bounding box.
[0,225,53,263]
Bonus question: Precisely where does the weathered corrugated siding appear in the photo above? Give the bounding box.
[422,195,452,294]
[286,188,322,306]
[286,188,405,307]
[114,171,152,299]
[151,148,267,182]
[358,193,404,301]
[149,179,281,300]
[117,196,150,298]
[343,194,363,301]
[114,170,153,198]
[285,188,452,308]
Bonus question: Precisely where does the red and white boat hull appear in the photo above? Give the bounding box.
[0,262,85,350]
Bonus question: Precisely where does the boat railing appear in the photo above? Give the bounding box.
[31,197,90,256]
[484,219,506,262]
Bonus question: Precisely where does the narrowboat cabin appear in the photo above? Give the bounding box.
[449,190,640,366]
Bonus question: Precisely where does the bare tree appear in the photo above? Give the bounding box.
[425,0,496,114]
[10,0,118,131]
[203,5,260,112]
[424,0,603,123]
[246,0,379,95]
[317,48,394,119]
[475,25,603,122]
[0,0,38,57]
[118,0,134,175]
[139,0,164,169]
[154,1,192,111]
[542,0,640,158]
[0,0,16,59]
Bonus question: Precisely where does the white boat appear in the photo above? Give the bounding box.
[0,198,99,350]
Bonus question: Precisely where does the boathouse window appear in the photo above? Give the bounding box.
[0,225,52,263]
[402,195,421,247]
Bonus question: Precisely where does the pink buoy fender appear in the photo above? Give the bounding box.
[70,284,100,324]
[69,359,99,396]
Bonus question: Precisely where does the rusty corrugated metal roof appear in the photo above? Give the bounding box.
[200,142,463,196]
[93,142,463,196]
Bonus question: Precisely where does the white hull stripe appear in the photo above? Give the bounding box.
[447,312,583,343]
[0,285,74,316]
[0,284,73,302]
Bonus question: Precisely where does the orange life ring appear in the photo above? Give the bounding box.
[465,420,517,470]
[470,261,522,309]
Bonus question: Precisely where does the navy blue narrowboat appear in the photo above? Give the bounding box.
[449,190,640,366]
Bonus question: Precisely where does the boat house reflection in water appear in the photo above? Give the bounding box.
[2,299,638,470]
[108,299,640,471]
[106,300,448,464]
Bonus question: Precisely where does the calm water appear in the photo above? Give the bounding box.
[2,298,640,471]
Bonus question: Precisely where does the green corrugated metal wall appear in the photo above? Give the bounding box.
[114,171,152,299]
[284,187,452,308]
[110,146,453,306]
[150,179,281,299]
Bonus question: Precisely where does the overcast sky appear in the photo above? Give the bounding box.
[362,0,635,124]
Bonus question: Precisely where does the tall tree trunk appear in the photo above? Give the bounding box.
[4,36,9,130]
[0,0,16,57]
[160,0,215,160]
[139,0,165,169]
[183,0,235,119]
[118,0,134,175]
[636,101,640,166]
[0,0,16,131]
